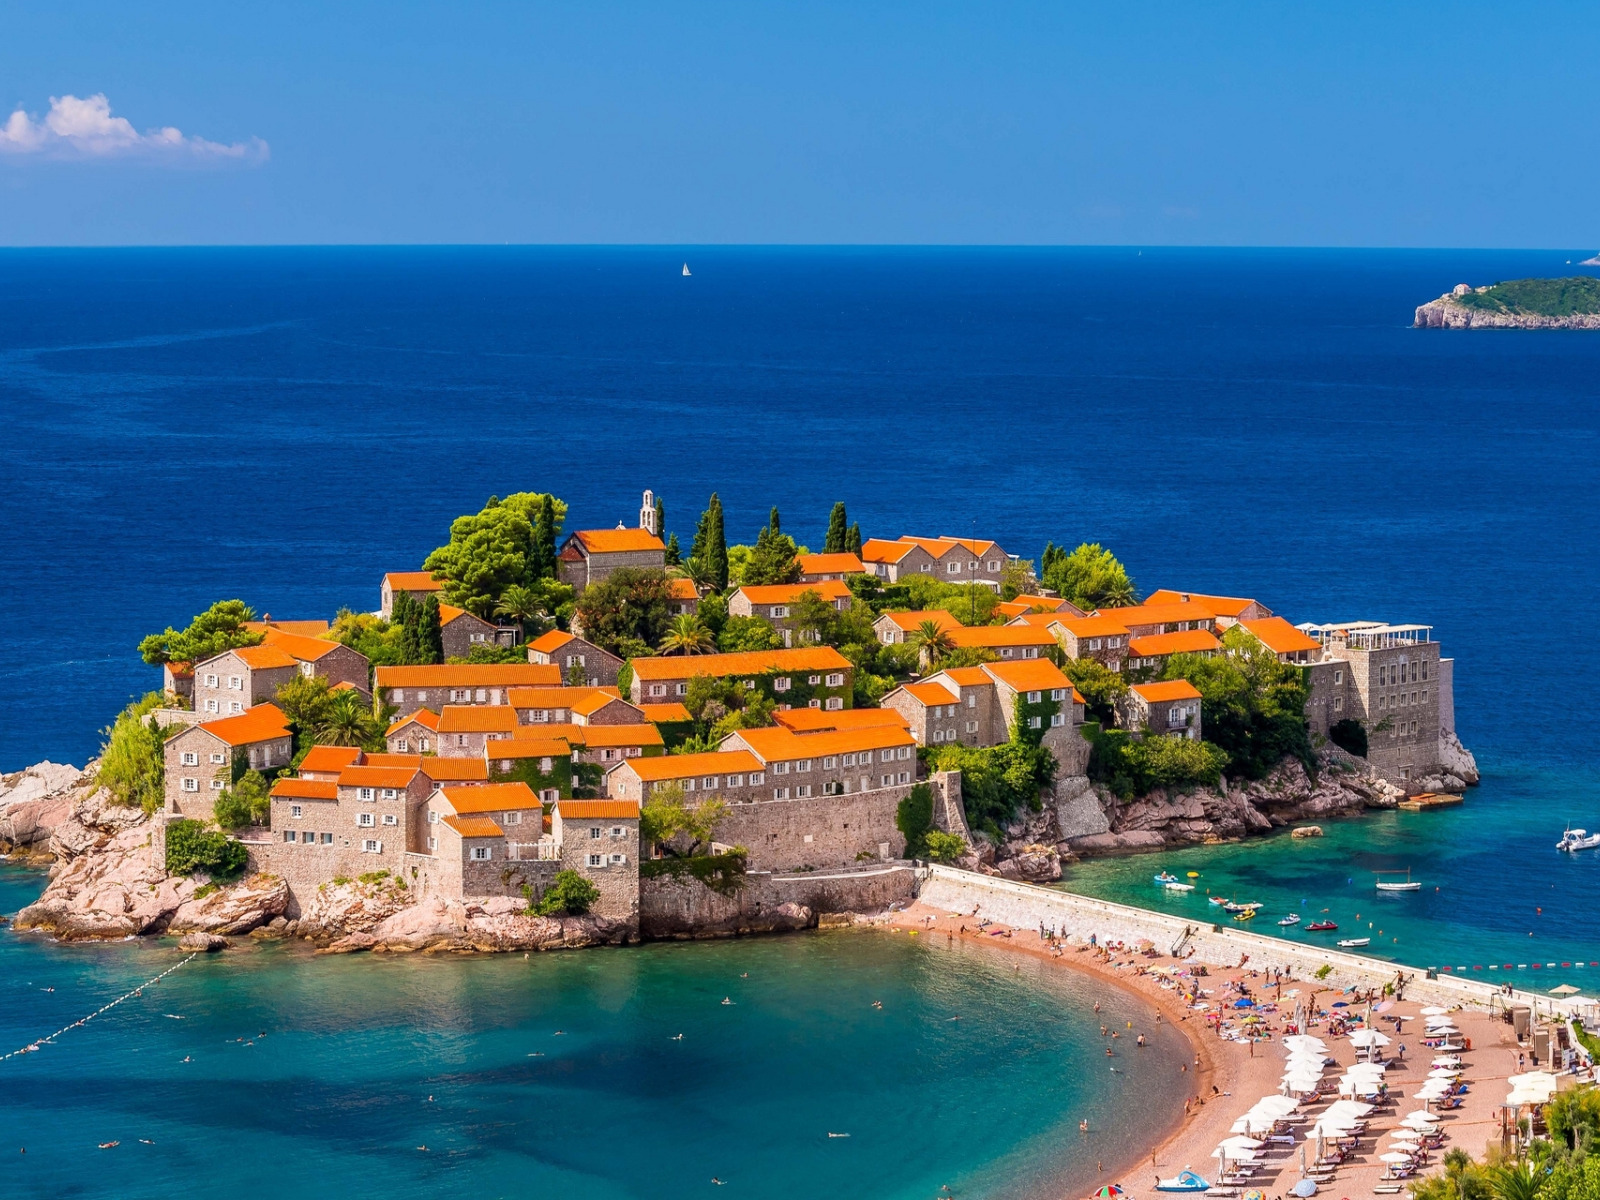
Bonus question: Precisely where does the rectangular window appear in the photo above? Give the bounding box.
[898,771,909,784]
[826,673,844,687]
[882,774,892,786]
[880,750,894,763]
[362,839,381,853]
[204,674,218,688]
[896,747,911,760]
[302,831,316,843]
[322,832,333,844]
[773,761,789,775]
[589,827,602,839]
[843,753,856,767]
[428,810,440,824]
[702,776,718,789]
[749,772,764,785]
[825,697,843,711]
[382,814,398,827]
[725,773,743,786]
[822,756,837,769]
[1050,689,1065,701]
[675,683,688,696]
[773,677,791,692]
[428,836,437,850]
[794,785,811,798]
[1028,716,1042,729]
[1050,713,1065,727]
[588,853,603,867]
[228,675,242,690]
[282,831,295,843]
[610,853,627,865]
[395,738,409,752]
[966,721,978,733]
[182,777,198,792]
[181,751,198,766]
[210,752,225,764]
[204,699,219,713]
[965,694,976,708]
[771,606,789,618]
[471,847,491,861]
[358,813,374,827]
[359,787,374,801]
[228,701,243,714]
[211,779,224,790]
[947,562,959,574]
[1027,690,1042,703]
[650,684,666,697]
[381,788,397,800]
[290,804,303,818]
[773,787,790,800]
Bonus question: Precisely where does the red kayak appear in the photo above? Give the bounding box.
[1306,921,1338,932]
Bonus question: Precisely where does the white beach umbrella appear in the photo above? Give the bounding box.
[1213,1147,1260,1162]
[1380,1152,1416,1164]
[1232,1113,1279,1134]
[1349,1029,1391,1047]
[1284,1035,1328,1051]
[1219,1136,1265,1151]
[1508,1071,1559,1094]
[1326,1101,1374,1117]
[1419,1006,1450,1016]
[1255,1095,1300,1114]
[1402,1111,1441,1125]
[1431,1056,1462,1067]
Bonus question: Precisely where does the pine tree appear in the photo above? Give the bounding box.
[531,493,558,580]
[665,532,681,566]
[846,522,862,556]
[707,494,729,592]
[421,596,445,663]
[769,506,781,535]
[824,502,848,554]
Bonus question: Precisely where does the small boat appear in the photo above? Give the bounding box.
[1558,827,1600,852]
[682,263,691,276]
[1154,872,1179,885]
[1306,921,1338,932]
[1223,901,1262,914]
[1155,1170,1212,1193]
[1162,882,1196,892]
[1208,895,1229,906]
[1278,914,1301,926]
[1338,937,1371,948]
[1232,909,1257,922]
[1375,869,1421,892]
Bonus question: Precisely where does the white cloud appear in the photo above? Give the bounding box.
[0,94,267,163]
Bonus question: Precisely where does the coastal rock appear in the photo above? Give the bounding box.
[0,761,94,857]
[168,873,288,935]
[1068,830,1167,853]
[1438,730,1480,786]
[317,893,639,954]
[178,931,228,952]
[995,846,1062,883]
[295,875,415,940]
[1415,295,1600,329]
[1291,825,1323,839]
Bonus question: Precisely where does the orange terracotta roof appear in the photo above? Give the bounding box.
[619,750,764,782]
[1049,615,1132,638]
[384,571,443,592]
[557,799,641,820]
[438,783,542,813]
[1126,630,1222,658]
[418,758,489,782]
[245,619,333,637]
[667,578,700,601]
[269,777,338,800]
[937,666,994,687]
[298,745,364,773]
[438,706,520,733]
[228,644,299,670]
[772,708,909,733]
[733,580,852,605]
[1144,590,1262,619]
[442,814,503,839]
[375,663,561,688]
[1007,612,1072,630]
[896,536,1001,559]
[639,702,692,723]
[730,724,914,762]
[485,739,572,760]
[165,661,195,679]
[1239,617,1322,655]
[629,646,851,680]
[570,528,666,554]
[876,610,963,632]
[508,686,621,710]
[569,691,638,718]
[526,629,575,654]
[386,709,440,736]
[900,680,961,707]
[360,753,421,768]
[983,659,1073,692]
[438,602,494,628]
[796,553,864,575]
[1131,679,1203,703]
[579,724,663,748]
[994,601,1031,619]
[860,538,918,564]
[330,681,364,693]
[1092,601,1217,627]
[1015,595,1075,613]
[196,704,292,747]
[946,625,1056,649]
[337,765,421,788]
[513,722,584,743]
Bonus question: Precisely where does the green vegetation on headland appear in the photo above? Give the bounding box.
[1453,276,1600,317]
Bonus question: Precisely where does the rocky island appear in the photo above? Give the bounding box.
[1414,275,1600,328]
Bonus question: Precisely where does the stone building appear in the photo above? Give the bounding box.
[508,686,641,726]
[552,799,641,922]
[1143,590,1272,628]
[192,644,298,716]
[627,646,853,708]
[374,662,561,711]
[1009,613,1130,670]
[859,538,939,582]
[557,527,666,593]
[437,705,520,757]
[1124,629,1222,674]
[667,578,701,617]
[260,628,371,694]
[881,659,1084,754]
[860,536,1013,589]
[438,603,520,659]
[1236,617,1323,664]
[1090,601,1218,639]
[727,580,852,646]
[525,629,622,686]
[1122,680,1203,740]
[796,552,865,581]
[379,571,444,619]
[385,709,440,753]
[939,623,1055,665]
[873,609,961,645]
[164,704,294,820]
[162,661,195,705]
[1297,622,1450,788]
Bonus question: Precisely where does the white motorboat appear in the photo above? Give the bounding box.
[1278,914,1301,926]
[1338,937,1372,948]
[1558,827,1600,852]
[1163,882,1196,891]
[1375,869,1421,892]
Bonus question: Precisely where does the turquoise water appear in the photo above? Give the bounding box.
[1062,758,1600,991]
[0,866,1187,1200]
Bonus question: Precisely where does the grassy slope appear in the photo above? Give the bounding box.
[1454,276,1600,317]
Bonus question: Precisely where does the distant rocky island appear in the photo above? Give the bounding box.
[1414,276,1600,328]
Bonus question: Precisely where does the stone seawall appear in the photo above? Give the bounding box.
[916,865,1578,1015]
[641,864,918,939]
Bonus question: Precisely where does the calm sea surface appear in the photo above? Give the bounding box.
[2,247,1600,1188]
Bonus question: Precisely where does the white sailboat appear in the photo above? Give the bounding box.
[682,263,691,276]
[1375,868,1421,892]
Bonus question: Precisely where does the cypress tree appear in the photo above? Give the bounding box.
[421,596,445,663]
[846,522,862,556]
[707,494,728,592]
[824,502,848,554]
[531,493,558,580]
[665,532,681,566]
[689,498,712,565]
[654,496,666,539]
[392,591,420,664]
[769,506,781,535]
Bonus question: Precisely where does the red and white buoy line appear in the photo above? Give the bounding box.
[0,952,199,1063]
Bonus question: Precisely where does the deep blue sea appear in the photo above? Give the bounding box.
[2,247,1600,1192]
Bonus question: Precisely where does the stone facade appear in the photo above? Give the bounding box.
[859,538,939,582]
[557,527,666,593]
[727,581,852,647]
[628,647,853,707]
[379,571,444,620]
[796,553,865,582]
[525,630,623,687]
[873,609,960,645]
[553,800,641,923]
[1122,680,1203,741]
[164,705,294,821]
[375,663,562,711]
[439,606,518,660]
[192,646,297,716]
[386,710,440,754]
[1311,626,1444,787]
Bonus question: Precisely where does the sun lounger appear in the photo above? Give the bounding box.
[1373,1185,1405,1194]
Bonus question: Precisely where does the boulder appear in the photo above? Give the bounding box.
[295,875,415,939]
[1291,826,1323,839]
[178,932,228,952]
[1438,730,1480,786]
[169,874,289,935]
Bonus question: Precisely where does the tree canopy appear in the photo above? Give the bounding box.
[139,599,263,666]
[1163,626,1312,780]
[573,568,675,657]
[1040,542,1137,610]
[687,494,729,592]
[740,508,801,586]
[423,491,566,617]
[96,693,170,813]
[824,502,849,554]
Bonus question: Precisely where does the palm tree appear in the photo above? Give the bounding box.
[1488,1164,1540,1200]
[494,584,542,631]
[659,614,716,656]
[317,689,372,746]
[911,619,956,668]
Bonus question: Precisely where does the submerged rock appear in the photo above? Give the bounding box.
[178,931,228,952]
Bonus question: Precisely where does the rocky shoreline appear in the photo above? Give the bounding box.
[1414,289,1600,329]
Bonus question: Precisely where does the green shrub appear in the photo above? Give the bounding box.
[165,819,248,880]
[213,770,271,829]
[895,783,934,858]
[639,850,749,895]
[923,741,1055,840]
[535,869,601,916]
[925,831,967,863]
[96,693,170,813]
[1328,718,1368,758]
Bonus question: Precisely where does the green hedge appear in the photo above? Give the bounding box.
[639,851,748,895]
[166,819,248,880]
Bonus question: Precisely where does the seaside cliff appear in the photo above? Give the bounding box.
[1415,278,1600,328]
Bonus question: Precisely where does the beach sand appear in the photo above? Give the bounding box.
[889,901,1525,1200]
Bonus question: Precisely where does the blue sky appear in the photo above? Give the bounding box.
[2,2,1596,246]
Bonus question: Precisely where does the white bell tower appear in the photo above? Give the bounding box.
[640,489,657,534]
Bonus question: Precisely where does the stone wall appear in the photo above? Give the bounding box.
[640,863,918,938]
[714,782,910,871]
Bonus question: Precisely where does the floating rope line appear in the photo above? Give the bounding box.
[0,952,199,1063]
